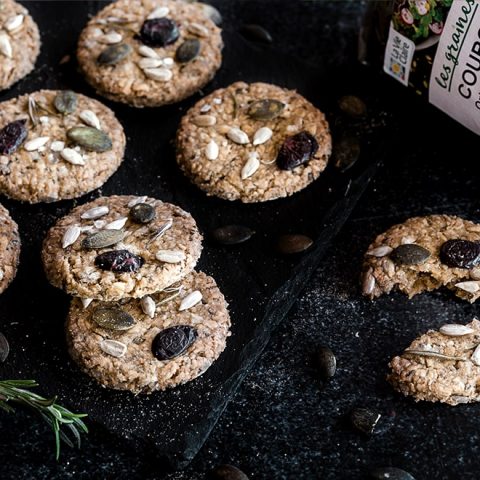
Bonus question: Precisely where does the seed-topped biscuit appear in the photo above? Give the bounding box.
[66,270,230,393]
[362,215,480,303]
[0,203,20,294]
[42,195,203,302]
[0,90,126,203]
[0,0,40,91]
[388,319,480,405]
[176,82,332,203]
[77,0,223,107]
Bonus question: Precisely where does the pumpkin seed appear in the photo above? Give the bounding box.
[100,339,127,357]
[209,464,249,480]
[0,332,9,363]
[93,307,135,331]
[314,346,336,381]
[338,95,367,118]
[248,99,285,121]
[176,38,201,63]
[390,244,431,266]
[54,90,78,114]
[97,43,132,65]
[67,126,112,152]
[130,203,156,224]
[277,234,313,254]
[211,225,255,245]
[439,324,475,337]
[350,407,381,435]
[240,24,273,44]
[369,467,416,480]
[82,229,125,249]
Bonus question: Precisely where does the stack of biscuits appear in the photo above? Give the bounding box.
[41,195,231,394]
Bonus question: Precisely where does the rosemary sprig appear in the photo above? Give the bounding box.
[0,380,88,460]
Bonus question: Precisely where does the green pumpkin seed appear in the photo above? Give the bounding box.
[92,307,135,331]
[82,229,125,249]
[54,90,78,114]
[390,244,431,266]
[176,38,201,63]
[67,126,112,152]
[248,99,285,121]
[97,43,132,65]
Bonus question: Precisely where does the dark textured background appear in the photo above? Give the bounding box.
[4,1,480,479]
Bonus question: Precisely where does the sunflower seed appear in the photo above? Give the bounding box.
[81,298,93,309]
[147,6,170,19]
[141,296,156,318]
[98,43,132,65]
[350,407,381,435]
[369,467,416,480]
[455,281,480,293]
[179,290,202,311]
[0,333,9,363]
[241,152,260,179]
[198,3,222,26]
[4,14,24,31]
[62,225,81,248]
[94,220,106,229]
[105,217,128,230]
[362,269,376,295]
[188,22,209,37]
[0,34,12,57]
[99,31,123,44]
[0,269,4,281]
[24,136,49,151]
[67,126,112,152]
[138,57,164,69]
[252,127,273,146]
[156,250,186,263]
[54,90,77,114]
[200,104,211,113]
[176,38,201,63]
[149,219,173,243]
[61,148,85,166]
[128,196,148,207]
[248,99,285,121]
[192,115,216,127]
[367,246,393,258]
[138,45,159,58]
[28,96,38,126]
[277,234,313,254]
[144,67,173,82]
[82,229,125,249]
[81,206,109,220]
[227,127,249,144]
[100,339,127,358]
[404,349,467,361]
[440,324,475,336]
[163,57,174,67]
[79,110,101,130]
[50,140,65,152]
[211,225,255,245]
[206,140,219,160]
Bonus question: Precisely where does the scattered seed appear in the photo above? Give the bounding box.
[277,234,313,254]
[192,115,216,127]
[198,3,222,26]
[277,131,319,170]
[144,67,173,82]
[179,290,202,311]
[471,344,480,366]
[152,325,197,360]
[156,250,186,263]
[404,349,467,361]
[24,136,49,152]
[338,95,367,117]
[440,239,480,269]
[54,90,78,114]
[0,333,9,363]
[98,43,132,65]
[362,269,376,295]
[82,230,125,249]
[50,140,65,152]
[253,127,273,146]
[369,467,416,480]
[176,38,201,63]
[227,127,249,144]
[0,34,12,57]
[211,225,255,245]
[240,24,273,44]
[138,45,159,58]
[81,206,109,220]
[241,152,260,179]
[99,31,123,44]
[350,407,381,435]
[188,22,209,37]
[105,217,128,230]
[4,14,24,32]
[130,203,156,224]
[367,246,393,258]
[81,298,93,309]
[138,57,164,69]
[149,219,173,244]
[93,307,135,331]
[0,119,28,154]
[333,136,361,172]
[62,225,81,248]
[79,110,101,130]
[147,6,170,19]
[28,96,38,126]
[100,339,127,358]
[95,249,144,273]
[455,281,480,293]
[440,324,475,337]
[128,196,148,208]
[67,126,112,152]
[390,244,430,266]
[248,99,285,121]
[139,18,179,47]
[314,346,336,381]
[141,296,156,318]
[61,148,85,166]
[208,464,249,480]
[204,139,219,161]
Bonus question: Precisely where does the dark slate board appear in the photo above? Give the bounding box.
[0,1,393,469]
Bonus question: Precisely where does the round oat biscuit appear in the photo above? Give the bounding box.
[42,195,203,302]
[0,0,40,92]
[66,270,231,393]
[0,90,126,203]
[77,0,223,108]
[176,82,332,203]
[0,203,20,294]
[362,215,480,303]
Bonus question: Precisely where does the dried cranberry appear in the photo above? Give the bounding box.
[94,250,144,273]
[0,119,28,155]
[440,239,480,269]
[152,326,197,361]
[276,131,319,170]
[138,18,180,47]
